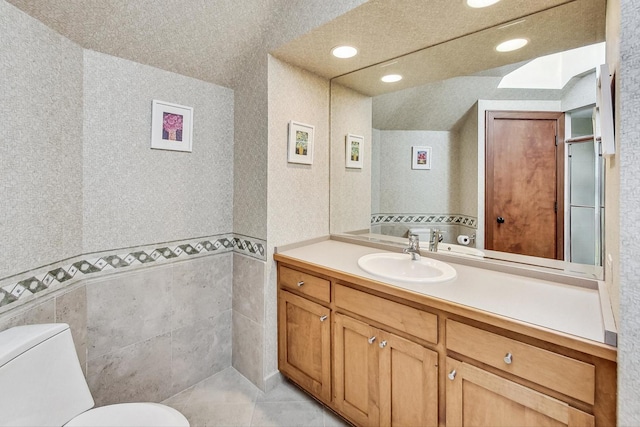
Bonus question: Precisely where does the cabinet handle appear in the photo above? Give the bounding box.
[297,281,304,287]
[448,369,457,380]
[504,353,513,365]
[368,336,377,344]
[379,340,387,348]
[319,315,328,322]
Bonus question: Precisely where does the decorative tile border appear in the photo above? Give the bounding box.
[371,213,478,228]
[232,234,267,260]
[0,233,266,309]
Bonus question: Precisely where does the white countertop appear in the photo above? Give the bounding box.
[277,239,608,345]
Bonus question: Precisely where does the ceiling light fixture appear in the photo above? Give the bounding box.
[331,45,358,58]
[466,0,501,8]
[381,74,403,83]
[495,38,528,52]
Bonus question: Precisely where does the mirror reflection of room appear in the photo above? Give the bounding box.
[324,0,608,273]
[368,44,605,265]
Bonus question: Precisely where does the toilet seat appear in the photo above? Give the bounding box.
[64,402,189,427]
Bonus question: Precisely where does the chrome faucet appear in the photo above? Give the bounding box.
[403,233,421,260]
[429,229,444,252]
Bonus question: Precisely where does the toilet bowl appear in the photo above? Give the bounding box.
[65,402,189,427]
[0,323,189,427]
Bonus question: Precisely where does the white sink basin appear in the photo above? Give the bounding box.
[438,243,485,257]
[357,253,456,283]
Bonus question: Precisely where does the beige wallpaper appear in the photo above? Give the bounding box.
[0,1,83,278]
[371,129,381,214]
[231,0,367,242]
[329,83,372,233]
[457,105,479,219]
[82,50,234,252]
[265,55,331,380]
[375,130,459,214]
[233,53,269,241]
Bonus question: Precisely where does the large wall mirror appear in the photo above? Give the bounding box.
[328,0,606,276]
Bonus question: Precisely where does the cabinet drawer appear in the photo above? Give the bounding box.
[279,266,330,303]
[334,284,438,344]
[446,320,595,405]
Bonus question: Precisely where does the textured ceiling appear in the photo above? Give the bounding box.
[271,0,592,81]
[4,0,367,88]
[6,0,605,93]
[330,0,606,96]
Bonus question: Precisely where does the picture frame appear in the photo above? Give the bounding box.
[288,121,314,165]
[151,100,193,152]
[345,134,364,169]
[412,146,432,170]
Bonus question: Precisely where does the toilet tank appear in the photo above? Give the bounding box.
[0,323,94,426]
[409,227,431,243]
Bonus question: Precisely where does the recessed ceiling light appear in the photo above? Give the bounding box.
[466,0,500,8]
[495,38,528,52]
[331,45,358,59]
[381,74,403,83]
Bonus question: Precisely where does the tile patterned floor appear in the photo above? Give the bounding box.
[163,367,350,427]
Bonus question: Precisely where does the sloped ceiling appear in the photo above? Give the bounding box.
[3,0,367,88]
[6,0,605,90]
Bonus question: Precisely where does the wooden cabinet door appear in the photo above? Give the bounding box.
[379,330,438,427]
[445,358,594,427]
[334,313,380,426]
[278,290,331,402]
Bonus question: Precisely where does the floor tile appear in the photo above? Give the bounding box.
[250,400,325,427]
[163,367,352,427]
[323,408,352,427]
[183,402,255,427]
[256,378,312,403]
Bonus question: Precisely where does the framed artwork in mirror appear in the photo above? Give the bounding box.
[346,134,364,169]
[412,146,432,170]
[288,121,314,165]
[151,100,193,152]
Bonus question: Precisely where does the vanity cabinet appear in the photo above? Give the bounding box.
[445,357,594,427]
[277,265,332,403]
[446,320,596,405]
[275,257,616,427]
[334,313,438,427]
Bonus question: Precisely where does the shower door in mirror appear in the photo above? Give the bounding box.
[485,111,565,260]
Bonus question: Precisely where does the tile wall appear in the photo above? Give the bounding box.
[0,238,266,405]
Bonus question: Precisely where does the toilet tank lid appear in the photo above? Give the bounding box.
[0,323,69,367]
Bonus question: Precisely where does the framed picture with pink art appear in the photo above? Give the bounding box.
[151,100,193,152]
[411,146,432,170]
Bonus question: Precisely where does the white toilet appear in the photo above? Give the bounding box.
[408,227,432,243]
[0,323,190,427]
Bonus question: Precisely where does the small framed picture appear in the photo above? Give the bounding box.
[151,100,193,152]
[288,121,314,165]
[345,134,364,169]
[412,146,432,170]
